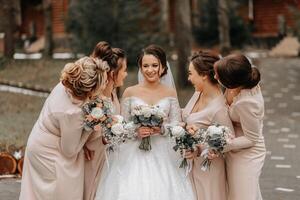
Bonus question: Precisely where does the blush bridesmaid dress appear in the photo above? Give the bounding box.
[182,92,234,200]
[19,83,91,200]
[83,90,120,200]
[224,85,266,200]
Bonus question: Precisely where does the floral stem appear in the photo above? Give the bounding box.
[139,136,151,151]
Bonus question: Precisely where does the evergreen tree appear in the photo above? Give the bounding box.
[193,0,250,48]
[66,0,168,66]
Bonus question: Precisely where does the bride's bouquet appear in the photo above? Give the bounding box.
[200,123,233,171]
[169,125,206,170]
[131,104,166,151]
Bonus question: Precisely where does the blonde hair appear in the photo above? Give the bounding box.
[60,56,110,100]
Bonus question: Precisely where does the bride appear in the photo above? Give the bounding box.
[95,45,195,200]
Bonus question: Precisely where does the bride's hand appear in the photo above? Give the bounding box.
[83,145,95,161]
[137,127,152,138]
[151,127,161,135]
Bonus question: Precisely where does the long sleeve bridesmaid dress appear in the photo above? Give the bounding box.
[224,85,266,200]
[19,83,91,200]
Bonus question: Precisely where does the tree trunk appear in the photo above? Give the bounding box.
[0,0,17,58]
[218,0,231,55]
[160,0,169,32]
[174,0,192,88]
[43,0,53,58]
[190,0,200,29]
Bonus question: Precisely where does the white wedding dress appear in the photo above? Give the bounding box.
[95,96,195,200]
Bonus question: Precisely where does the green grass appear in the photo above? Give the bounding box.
[0,92,45,149]
[0,59,73,89]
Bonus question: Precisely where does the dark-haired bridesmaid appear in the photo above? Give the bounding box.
[182,50,234,200]
[84,41,128,200]
[214,54,266,200]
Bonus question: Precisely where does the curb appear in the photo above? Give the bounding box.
[0,79,51,93]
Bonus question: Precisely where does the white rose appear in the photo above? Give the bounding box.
[207,125,223,136]
[131,109,137,116]
[151,106,165,118]
[114,115,124,123]
[151,106,159,115]
[132,107,142,116]
[222,126,231,134]
[91,107,104,119]
[171,126,185,137]
[219,126,233,140]
[103,100,113,110]
[150,106,157,115]
[124,121,136,135]
[141,106,152,118]
[111,123,124,136]
[124,121,134,129]
[156,109,166,118]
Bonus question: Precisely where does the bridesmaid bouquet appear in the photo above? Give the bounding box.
[169,126,205,170]
[82,97,113,132]
[103,115,136,152]
[200,124,233,171]
[131,105,166,151]
[82,97,136,152]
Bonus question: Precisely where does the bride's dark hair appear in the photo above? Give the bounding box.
[137,44,168,77]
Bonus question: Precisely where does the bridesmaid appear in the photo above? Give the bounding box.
[83,41,128,200]
[19,57,110,200]
[214,54,266,200]
[182,51,234,200]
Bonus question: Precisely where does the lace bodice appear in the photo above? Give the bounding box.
[121,96,182,127]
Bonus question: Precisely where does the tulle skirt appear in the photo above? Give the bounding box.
[95,135,195,200]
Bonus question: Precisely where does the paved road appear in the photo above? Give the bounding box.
[259,58,300,200]
[0,57,299,200]
[0,179,21,200]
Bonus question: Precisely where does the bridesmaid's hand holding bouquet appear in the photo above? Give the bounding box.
[169,125,206,170]
[82,97,136,152]
[82,97,113,132]
[200,123,233,171]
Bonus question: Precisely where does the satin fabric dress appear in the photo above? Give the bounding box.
[182,92,234,200]
[19,83,91,200]
[83,91,120,200]
[224,86,266,200]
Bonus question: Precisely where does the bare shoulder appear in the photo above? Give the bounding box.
[122,84,141,98]
[160,85,177,98]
